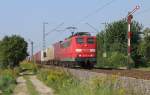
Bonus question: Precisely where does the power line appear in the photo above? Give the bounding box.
[133,0,149,16]
[85,23,99,33]
[136,7,150,16]
[45,22,64,36]
[77,0,117,24]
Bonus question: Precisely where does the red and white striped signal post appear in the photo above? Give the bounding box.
[127,6,140,69]
[127,14,132,69]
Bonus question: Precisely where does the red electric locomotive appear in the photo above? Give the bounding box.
[53,32,96,68]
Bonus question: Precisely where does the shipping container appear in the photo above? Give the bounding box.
[41,47,54,62]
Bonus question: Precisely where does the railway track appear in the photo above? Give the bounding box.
[39,64,150,80]
[90,68,150,80]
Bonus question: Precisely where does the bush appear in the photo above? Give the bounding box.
[97,52,128,68]
[108,52,128,68]
[0,69,17,95]
[20,61,38,74]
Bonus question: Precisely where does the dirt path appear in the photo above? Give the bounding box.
[13,76,29,95]
[13,75,54,95]
[29,76,54,95]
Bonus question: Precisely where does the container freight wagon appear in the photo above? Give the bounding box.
[41,47,55,64]
[33,51,41,63]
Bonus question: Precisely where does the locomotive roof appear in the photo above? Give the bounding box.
[54,32,92,45]
[67,32,91,38]
[73,32,91,36]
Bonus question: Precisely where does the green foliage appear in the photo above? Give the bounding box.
[96,52,128,68]
[20,61,38,74]
[0,69,17,95]
[138,28,150,67]
[97,19,143,68]
[108,52,128,67]
[0,35,28,68]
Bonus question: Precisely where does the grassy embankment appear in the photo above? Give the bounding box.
[21,62,146,95]
[37,68,126,95]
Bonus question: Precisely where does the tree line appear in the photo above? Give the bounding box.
[96,19,150,68]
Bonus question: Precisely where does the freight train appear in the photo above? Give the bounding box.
[33,32,96,68]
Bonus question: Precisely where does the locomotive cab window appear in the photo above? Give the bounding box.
[76,38,84,44]
[87,38,94,44]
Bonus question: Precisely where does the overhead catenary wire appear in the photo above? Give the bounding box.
[45,22,64,36]
[135,7,150,16]
[76,0,117,25]
[123,0,150,19]
[85,23,99,33]
[134,3,150,27]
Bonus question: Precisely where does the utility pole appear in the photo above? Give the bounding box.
[127,5,140,69]
[31,41,33,60]
[28,39,34,62]
[43,22,48,58]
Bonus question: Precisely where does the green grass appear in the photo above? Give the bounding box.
[0,69,17,95]
[20,61,38,74]
[136,67,150,71]
[24,76,39,95]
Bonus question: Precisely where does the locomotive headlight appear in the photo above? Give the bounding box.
[75,49,82,52]
[78,54,82,57]
[90,54,93,57]
[90,49,96,52]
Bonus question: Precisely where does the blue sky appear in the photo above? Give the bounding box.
[0,0,149,54]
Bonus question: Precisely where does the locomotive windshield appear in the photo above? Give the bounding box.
[76,38,84,44]
[87,38,94,44]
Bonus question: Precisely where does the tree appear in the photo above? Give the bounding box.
[97,19,143,67]
[138,28,150,66]
[0,35,28,68]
